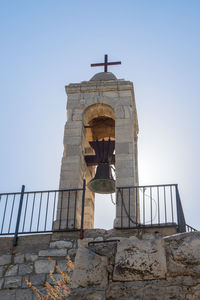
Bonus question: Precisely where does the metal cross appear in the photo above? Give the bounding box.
[91,54,121,72]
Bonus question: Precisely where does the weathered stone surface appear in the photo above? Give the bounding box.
[106,281,187,300]
[5,264,18,276]
[165,231,200,277]
[25,253,38,262]
[39,249,67,257]
[115,105,125,118]
[29,274,46,286]
[0,266,5,277]
[113,238,167,281]
[0,289,15,300]
[0,278,4,289]
[4,276,22,288]
[68,248,77,261]
[0,255,11,266]
[78,238,94,247]
[18,263,33,275]
[0,231,200,300]
[72,246,108,289]
[69,288,105,300]
[50,240,73,249]
[35,260,54,274]
[16,289,33,300]
[14,254,24,264]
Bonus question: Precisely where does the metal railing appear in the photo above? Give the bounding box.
[0,181,86,245]
[0,182,196,246]
[116,184,188,232]
[186,224,197,232]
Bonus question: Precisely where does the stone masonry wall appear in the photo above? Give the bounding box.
[0,229,199,299]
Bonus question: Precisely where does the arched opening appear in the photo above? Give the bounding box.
[83,104,116,229]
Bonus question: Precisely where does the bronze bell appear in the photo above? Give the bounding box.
[88,163,115,194]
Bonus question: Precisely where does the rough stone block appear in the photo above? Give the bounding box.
[18,263,33,275]
[78,238,94,247]
[16,289,33,300]
[115,177,135,187]
[102,91,119,98]
[115,128,133,143]
[5,265,18,277]
[115,142,130,154]
[0,266,5,277]
[35,260,54,274]
[50,240,73,249]
[113,238,167,281]
[29,274,46,286]
[124,106,133,118]
[72,246,108,289]
[25,253,38,262]
[119,90,132,97]
[0,278,3,289]
[4,276,22,288]
[0,290,15,300]
[72,109,83,121]
[165,231,200,277]
[39,249,67,257]
[67,93,81,101]
[68,248,77,262]
[0,255,11,266]
[63,136,81,145]
[115,105,125,118]
[14,254,24,264]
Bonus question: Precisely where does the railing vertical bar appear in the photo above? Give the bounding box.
[150,187,152,225]
[1,194,8,234]
[143,188,145,225]
[44,192,50,231]
[51,192,57,230]
[22,193,29,232]
[164,186,167,223]
[135,187,138,225]
[59,191,63,230]
[8,194,16,233]
[176,185,186,233]
[13,185,25,246]
[74,190,77,229]
[128,188,130,228]
[80,179,86,239]
[157,187,160,225]
[30,193,36,232]
[37,193,43,231]
[170,186,174,223]
[66,191,70,228]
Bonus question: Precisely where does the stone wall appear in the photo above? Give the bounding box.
[70,230,200,300]
[0,229,199,299]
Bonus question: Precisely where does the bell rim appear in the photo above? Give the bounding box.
[87,178,115,194]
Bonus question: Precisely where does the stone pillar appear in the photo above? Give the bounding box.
[113,88,139,228]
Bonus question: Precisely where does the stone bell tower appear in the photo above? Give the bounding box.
[55,56,139,230]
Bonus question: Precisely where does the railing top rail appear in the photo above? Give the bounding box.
[117,183,178,189]
[186,224,198,232]
[0,192,22,196]
[0,184,179,196]
[0,187,84,196]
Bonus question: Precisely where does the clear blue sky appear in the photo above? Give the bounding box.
[0,0,199,229]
